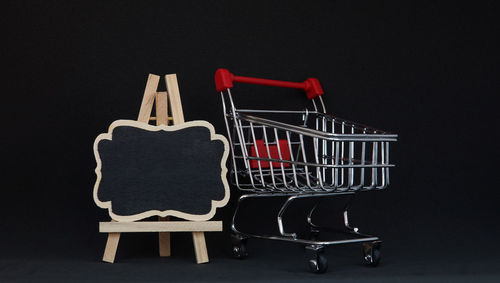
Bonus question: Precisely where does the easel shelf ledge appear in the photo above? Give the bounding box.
[100,221,222,233]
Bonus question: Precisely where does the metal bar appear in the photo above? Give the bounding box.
[236,121,257,189]
[381,141,386,187]
[348,125,355,188]
[386,142,390,186]
[262,126,279,190]
[340,122,345,188]
[299,134,311,188]
[313,135,323,189]
[321,116,327,184]
[330,120,335,186]
[277,196,298,238]
[371,141,379,188]
[334,141,340,188]
[237,109,314,114]
[250,122,266,189]
[360,129,367,189]
[238,113,398,141]
[236,233,379,246]
[274,128,290,190]
[220,92,241,188]
[286,131,300,189]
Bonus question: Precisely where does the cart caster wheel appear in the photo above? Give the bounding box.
[308,253,327,273]
[232,242,248,259]
[231,236,248,259]
[306,246,327,273]
[363,241,381,267]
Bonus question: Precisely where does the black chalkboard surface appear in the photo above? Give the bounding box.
[93,120,230,222]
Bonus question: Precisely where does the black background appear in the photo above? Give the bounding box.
[1,0,498,281]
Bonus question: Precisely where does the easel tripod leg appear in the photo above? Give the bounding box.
[102,232,120,263]
[158,216,171,257]
[192,232,209,264]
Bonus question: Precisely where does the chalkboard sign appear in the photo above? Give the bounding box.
[93,120,230,222]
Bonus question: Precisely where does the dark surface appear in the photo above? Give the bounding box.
[1,0,499,281]
[96,124,226,218]
[1,236,500,282]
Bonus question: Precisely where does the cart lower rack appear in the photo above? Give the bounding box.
[216,68,397,273]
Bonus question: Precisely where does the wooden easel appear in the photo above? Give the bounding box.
[100,73,221,264]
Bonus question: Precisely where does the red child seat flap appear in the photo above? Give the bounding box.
[250,140,291,169]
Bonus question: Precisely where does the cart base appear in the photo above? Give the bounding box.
[230,193,383,273]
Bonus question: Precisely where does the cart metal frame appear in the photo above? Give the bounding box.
[215,68,397,273]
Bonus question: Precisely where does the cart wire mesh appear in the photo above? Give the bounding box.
[221,89,397,194]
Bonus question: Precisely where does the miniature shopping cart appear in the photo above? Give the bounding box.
[215,68,397,273]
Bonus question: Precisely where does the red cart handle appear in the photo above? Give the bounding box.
[215,68,324,100]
